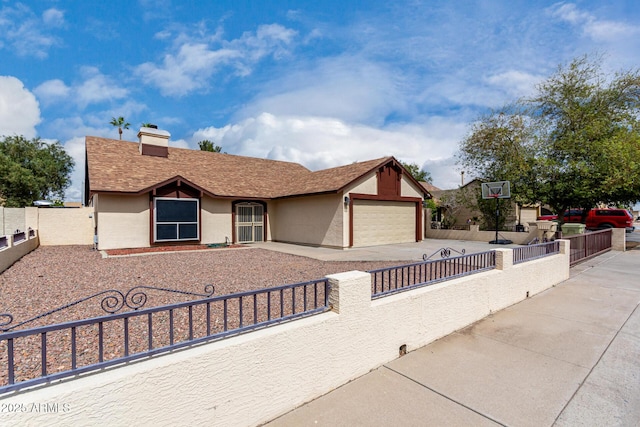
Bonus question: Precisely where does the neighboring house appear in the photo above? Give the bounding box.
[84,127,430,250]
[426,179,538,230]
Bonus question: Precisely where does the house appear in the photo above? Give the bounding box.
[84,127,430,250]
[427,179,538,230]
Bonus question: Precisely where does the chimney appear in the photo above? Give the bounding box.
[138,125,170,157]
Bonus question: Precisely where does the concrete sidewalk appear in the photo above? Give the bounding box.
[265,249,640,427]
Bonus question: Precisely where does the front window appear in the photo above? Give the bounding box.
[154,198,199,242]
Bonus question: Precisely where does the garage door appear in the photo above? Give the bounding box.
[353,200,416,247]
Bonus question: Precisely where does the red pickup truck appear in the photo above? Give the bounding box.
[537,208,635,232]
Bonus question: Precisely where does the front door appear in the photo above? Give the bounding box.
[236,203,264,243]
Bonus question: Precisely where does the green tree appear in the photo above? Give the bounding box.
[0,136,74,207]
[198,140,223,153]
[532,56,640,222]
[457,55,640,224]
[400,161,432,182]
[109,116,130,140]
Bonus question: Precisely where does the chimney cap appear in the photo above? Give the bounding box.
[138,127,170,138]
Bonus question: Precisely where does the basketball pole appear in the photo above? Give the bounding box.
[494,195,499,243]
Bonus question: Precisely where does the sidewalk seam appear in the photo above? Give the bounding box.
[382,365,507,427]
[552,301,640,426]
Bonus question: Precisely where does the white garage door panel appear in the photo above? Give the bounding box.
[353,200,415,247]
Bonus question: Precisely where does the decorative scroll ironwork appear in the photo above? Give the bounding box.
[0,284,214,332]
[423,247,466,261]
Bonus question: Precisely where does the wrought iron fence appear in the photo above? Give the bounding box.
[369,251,496,299]
[512,241,560,265]
[0,279,329,394]
[565,229,612,266]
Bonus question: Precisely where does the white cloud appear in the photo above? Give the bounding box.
[0,76,41,138]
[135,23,298,96]
[34,79,71,105]
[485,70,544,98]
[35,68,129,108]
[192,112,467,187]
[136,44,241,96]
[62,136,86,201]
[42,8,65,27]
[0,4,63,58]
[76,67,129,108]
[549,3,640,42]
[236,55,405,125]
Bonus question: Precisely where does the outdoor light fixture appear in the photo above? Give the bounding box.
[344,196,350,206]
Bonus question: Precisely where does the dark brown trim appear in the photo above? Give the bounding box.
[349,196,354,247]
[91,175,218,200]
[415,201,422,242]
[149,194,154,247]
[141,143,169,158]
[273,189,340,200]
[349,193,422,203]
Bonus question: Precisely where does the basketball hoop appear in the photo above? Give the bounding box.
[481,181,513,245]
[481,181,511,200]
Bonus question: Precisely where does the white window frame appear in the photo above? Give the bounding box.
[154,197,200,242]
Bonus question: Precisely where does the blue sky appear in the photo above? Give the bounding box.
[1,1,639,204]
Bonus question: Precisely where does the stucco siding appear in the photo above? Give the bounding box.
[348,174,377,195]
[200,197,232,245]
[401,175,424,198]
[97,194,150,250]
[1,208,25,235]
[38,207,94,245]
[272,194,344,247]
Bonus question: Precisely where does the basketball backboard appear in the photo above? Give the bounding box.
[481,181,511,199]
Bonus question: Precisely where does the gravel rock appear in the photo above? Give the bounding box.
[0,245,399,387]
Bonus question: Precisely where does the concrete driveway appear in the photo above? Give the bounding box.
[252,239,518,262]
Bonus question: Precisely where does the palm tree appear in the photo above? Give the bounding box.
[109,116,130,140]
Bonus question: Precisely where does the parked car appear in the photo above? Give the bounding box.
[585,209,635,233]
[537,209,584,222]
[538,208,635,233]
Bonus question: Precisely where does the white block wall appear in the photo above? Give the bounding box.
[0,243,570,427]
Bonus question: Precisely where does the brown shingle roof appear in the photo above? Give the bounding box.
[85,136,397,199]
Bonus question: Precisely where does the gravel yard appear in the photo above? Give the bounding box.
[1,245,399,328]
[1,245,399,387]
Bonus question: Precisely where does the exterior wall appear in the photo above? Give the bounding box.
[0,208,25,235]
[0,230,39,273]
[271,194,344,247]
[0,244,570,427]
[348,174,377,195]
[265,200,275,241]
[400,175,424,198]
[200,197,232,245]
[37,208,94,246]
[519,206,538,227]
[425,226,538,245]
[96,194,150,250]
[612,228,626,251]
[24,207,39,231]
